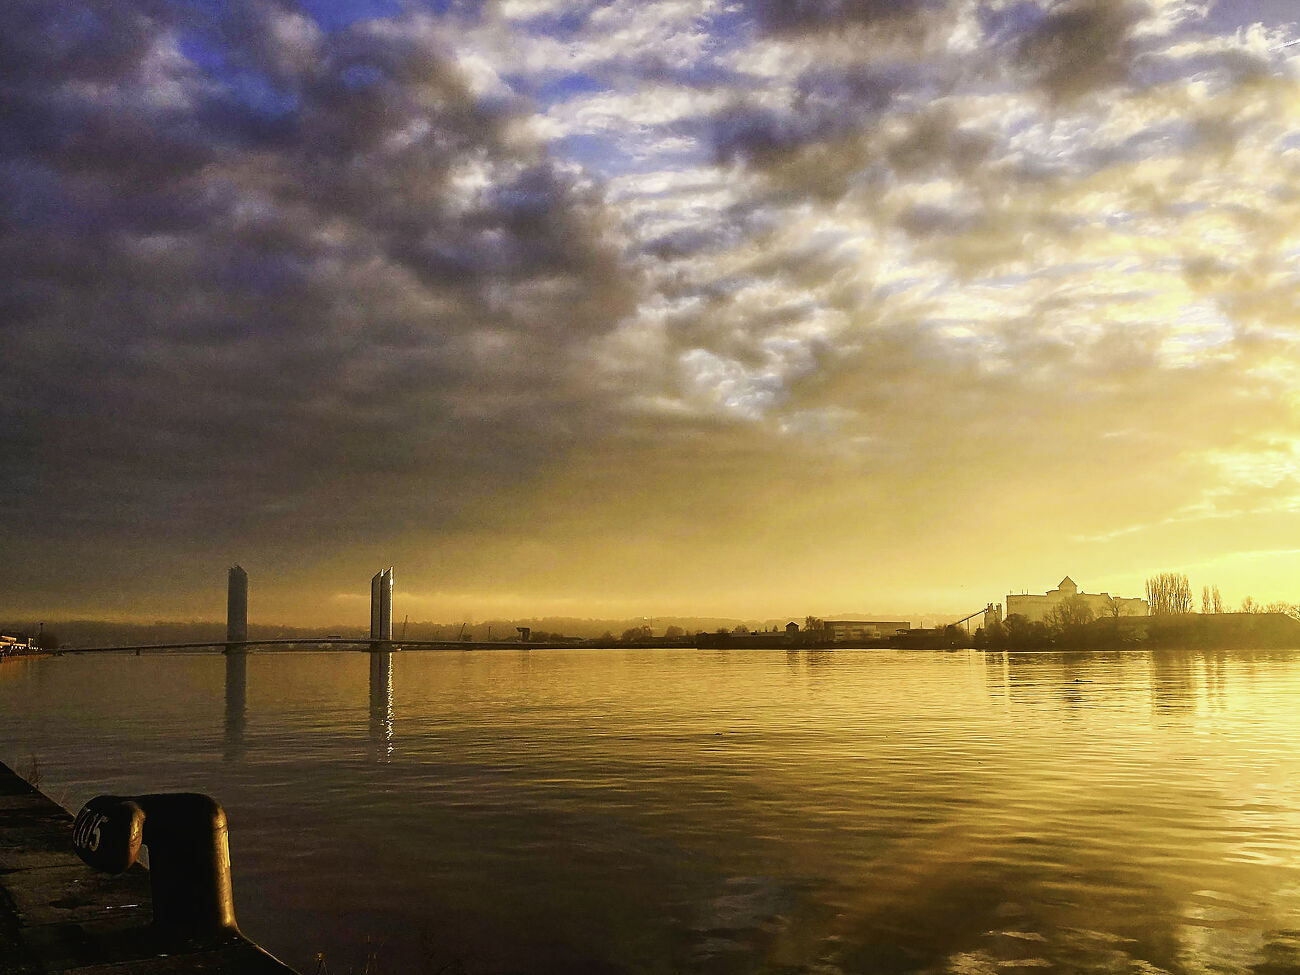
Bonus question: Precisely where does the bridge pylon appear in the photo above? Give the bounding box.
[225,566,248,651]
[369,567,394,647]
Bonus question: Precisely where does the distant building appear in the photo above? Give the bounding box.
[1005,576,1147,623]
[823,620,911,642]
[785,621,800,634]
[0,634,35,655]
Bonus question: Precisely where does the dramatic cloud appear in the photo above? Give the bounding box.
[1,1,633,559]
[748,0,948,34]
[4,0,1300,622]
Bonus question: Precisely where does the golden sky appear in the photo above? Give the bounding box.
[3,0,1299,626]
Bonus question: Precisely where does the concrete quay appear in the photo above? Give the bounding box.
[0,762,298,974]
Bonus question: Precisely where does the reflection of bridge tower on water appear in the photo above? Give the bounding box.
[369,650,394,763]
[224,565,250,761]
[224,649,247,761]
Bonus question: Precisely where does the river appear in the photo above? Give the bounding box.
[1,647,1298,974]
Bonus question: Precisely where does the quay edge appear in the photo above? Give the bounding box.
[0,760,299,974]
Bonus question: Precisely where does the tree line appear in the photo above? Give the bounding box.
[1145,572,1297,617]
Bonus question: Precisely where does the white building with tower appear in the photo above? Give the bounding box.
[1005,576,1147,622]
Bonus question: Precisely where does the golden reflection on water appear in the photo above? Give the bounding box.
[224,649,246,762]
[3,646,1300,975]
[367,650,393,764]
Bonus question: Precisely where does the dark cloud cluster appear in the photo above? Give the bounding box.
[0,0,635,587]
[710,0,1161,192]
[1012,0,1150,102]
[713,63,916,171]
[748,0,948,35]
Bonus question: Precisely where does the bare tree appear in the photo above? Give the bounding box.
[1146,572,1193,615]
[1237,596,1297,616]
[1047,595,1094,630]
[1200,585,1225,614]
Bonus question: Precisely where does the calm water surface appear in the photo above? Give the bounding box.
[1,647,1299,975]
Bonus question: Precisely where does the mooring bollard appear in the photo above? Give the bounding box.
[72,793,239,939]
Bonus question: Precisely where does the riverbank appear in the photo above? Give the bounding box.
[0,761,298,973]
[971,611,1300,651]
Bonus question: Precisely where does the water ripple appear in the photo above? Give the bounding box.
[3,648,1300,974]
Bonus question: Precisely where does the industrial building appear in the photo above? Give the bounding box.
[1005,576,1147,622]
[822,620,912,642]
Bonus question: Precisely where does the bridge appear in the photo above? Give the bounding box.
[56,565,561,655]
[61,638,566,654]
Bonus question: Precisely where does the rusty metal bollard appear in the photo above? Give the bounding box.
[72,793,239,939]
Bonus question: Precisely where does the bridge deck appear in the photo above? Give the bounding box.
[57,639,573,654]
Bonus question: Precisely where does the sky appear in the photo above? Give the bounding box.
[3,0,1300,626]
